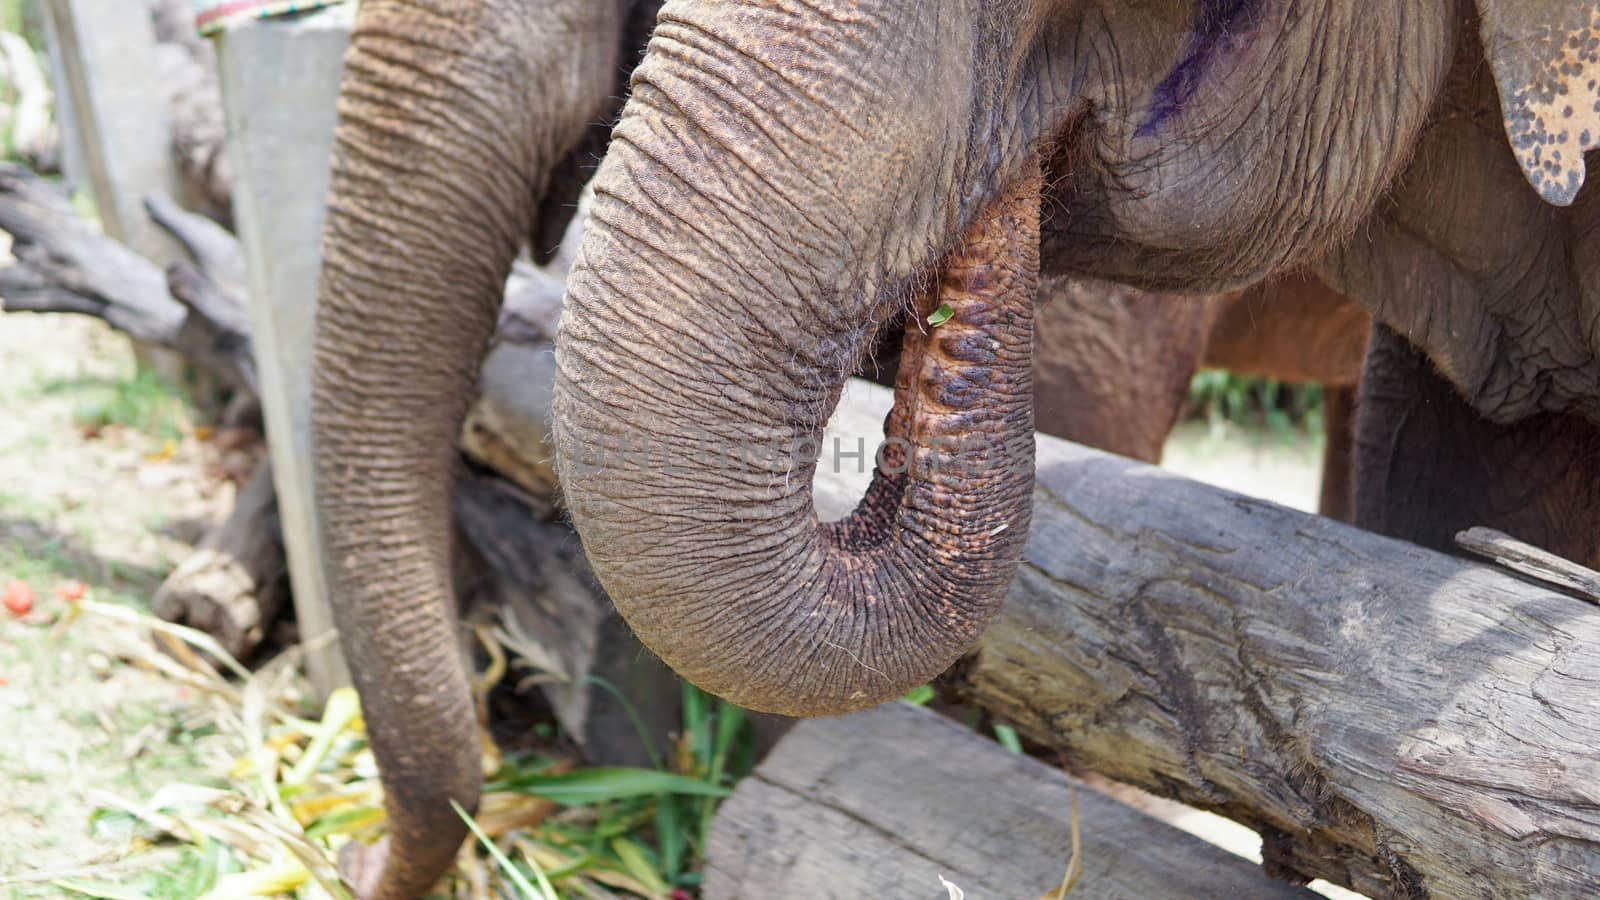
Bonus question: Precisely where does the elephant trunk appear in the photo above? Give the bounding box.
[554,4,1044,714]
[312,2,622,897]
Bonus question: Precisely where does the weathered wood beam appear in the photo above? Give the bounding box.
[814,381,1600,900]
[453,469,683,768]
[705,701,1318,899]
[212,7,356,697]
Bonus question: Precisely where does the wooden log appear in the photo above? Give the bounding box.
[0,162,183,340]
[452,469,684,768]
[152,461,286,661]
[1456,526,1600,606]
[152,10,232,220]
[705,701,1318,900]
[0,164,253,392]
[145,192,245,297]
[462,318,561,506]
[811,380,1600,900]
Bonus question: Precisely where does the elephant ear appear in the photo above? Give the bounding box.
[1476,1,1600,205]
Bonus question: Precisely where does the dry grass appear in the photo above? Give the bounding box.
[8,594,747,899]
[0,315,754,898]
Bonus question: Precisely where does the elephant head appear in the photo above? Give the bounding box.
[552,0,1600,714]
[311,0,1600,895]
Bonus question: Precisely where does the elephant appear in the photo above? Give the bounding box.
[311,1,1600,896]
[1355,321,1600,568]
[987,273,1368,516]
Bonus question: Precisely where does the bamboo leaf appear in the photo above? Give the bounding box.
[453,800,557,900]
[611,837,672,897]
[485,767,731,804]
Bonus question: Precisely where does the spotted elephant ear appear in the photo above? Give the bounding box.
[1476,1,1600,206]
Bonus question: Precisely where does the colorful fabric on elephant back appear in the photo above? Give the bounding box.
[192,0,348,36]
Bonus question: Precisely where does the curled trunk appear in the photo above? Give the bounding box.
[554,6,1052,716]
[558,166,1043,715]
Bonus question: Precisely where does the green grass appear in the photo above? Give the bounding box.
[1187,369,1324,436]
[48,843,245,900]
[37,370,195,442]
[465,681,756,895]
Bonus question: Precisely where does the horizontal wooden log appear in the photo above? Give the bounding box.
[813,381,1600,900]
[0,161,183,343]
[705,701,1318,900]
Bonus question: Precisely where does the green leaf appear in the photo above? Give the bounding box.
[698,700,749,850]
[994,724,1024,754]
[287,686,362,785]
[655,794,687,880]
[87,808,140,841]
[927,303,955,327]
[182,838,227,896]
[304,805,385,839]
[453,799,557,900]
[612,837,672,896]
[902,685,936,706]
[486,767,733,804]
[682,682,711,769]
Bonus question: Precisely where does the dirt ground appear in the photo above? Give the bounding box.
[0,313,255,895]
[0,310,1341,896]
[1163,419,1325,513]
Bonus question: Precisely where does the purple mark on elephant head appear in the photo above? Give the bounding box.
[1136,0,1264,138]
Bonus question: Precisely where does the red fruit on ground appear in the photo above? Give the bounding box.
[4,581,35,616]
[55,580,86,602]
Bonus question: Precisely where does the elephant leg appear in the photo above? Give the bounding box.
[1317,383,1357,522]
[1355,323,1600,567]
[1028,279,1222,463]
